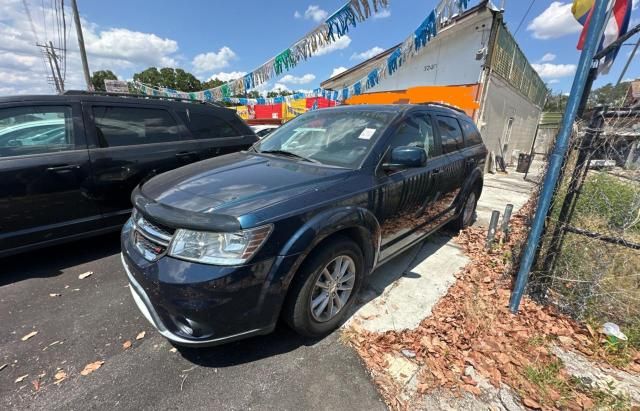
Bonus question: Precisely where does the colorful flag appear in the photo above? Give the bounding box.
[573,0,632,73]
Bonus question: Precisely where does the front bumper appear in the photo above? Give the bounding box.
[121,220,299,347]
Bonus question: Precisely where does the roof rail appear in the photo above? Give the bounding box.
[62,90,225,107]
[418,101,466,114]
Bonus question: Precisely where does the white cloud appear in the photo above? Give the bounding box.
[634,0,639,10]
[330,67,348,78]
[312,35,352,56]
[539,53,556,63]
[527,2,582,40]
[373,8,391,19]
[279,73,316,84]
[532,63,577,78]
[303,5,328,22]
[192,47,236,73]
[272,83,290,91]
[351,46,385,60]
[0,0,183,94]
[85,28,178,67]
[547,79,560,84]
[294,10,302,19]
[207,71,247,82]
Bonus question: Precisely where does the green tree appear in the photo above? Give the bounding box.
[588,81,630,108]
[202,77,224,89]
[91,70,117,91]
[132,67,202,92]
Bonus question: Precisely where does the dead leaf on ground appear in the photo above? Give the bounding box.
[0,363,7,372]
[122,340,132,350]
[21,331,38,341]
[54,370,67,383]
[136,331,145,340]
[32,379,41,391]
[14,374,28,383]
[78,271,93,279]
[523,397,541,409]
[80,360,104,376]
[169,347,177,353]
[49,293,61,297]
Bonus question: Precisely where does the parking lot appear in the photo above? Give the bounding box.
[0,162,541,410]
[0,233,384,410]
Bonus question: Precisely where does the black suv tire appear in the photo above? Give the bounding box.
[283,236,364,337]
[450,187,480,231]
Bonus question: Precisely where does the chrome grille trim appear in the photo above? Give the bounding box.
[134,215,173,246]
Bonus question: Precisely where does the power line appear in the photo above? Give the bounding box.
[514,0,536,36]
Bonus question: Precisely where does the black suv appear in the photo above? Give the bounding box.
[0,92,256,257]
[122,104,487,346]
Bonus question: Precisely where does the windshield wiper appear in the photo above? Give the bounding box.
[259,149,321,164]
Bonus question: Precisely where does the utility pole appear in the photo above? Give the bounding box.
[71,0,93,91]
[49,41,65,92]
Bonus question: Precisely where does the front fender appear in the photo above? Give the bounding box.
[281,206,381,276]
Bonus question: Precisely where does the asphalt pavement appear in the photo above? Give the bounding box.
[0,233,384,410]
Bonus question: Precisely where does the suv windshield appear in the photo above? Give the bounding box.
[255,110,394,168]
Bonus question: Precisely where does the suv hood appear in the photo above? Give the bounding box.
[139,151,351,222]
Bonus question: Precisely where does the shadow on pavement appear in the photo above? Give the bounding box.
[350,233,454,316]
[177,323,322,367]
[0,232,121,286]
[179,232,456,367]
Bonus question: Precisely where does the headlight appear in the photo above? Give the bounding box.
[168,224,273,265]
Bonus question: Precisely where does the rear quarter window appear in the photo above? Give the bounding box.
[460,119,483,147]
[177,109,241,139]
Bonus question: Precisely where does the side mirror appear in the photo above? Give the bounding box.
[383,146,427,170]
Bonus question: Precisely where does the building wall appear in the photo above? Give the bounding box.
[322,8,494,91]
[480,73,542,164]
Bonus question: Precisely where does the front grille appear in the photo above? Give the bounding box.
[133,213,174,261]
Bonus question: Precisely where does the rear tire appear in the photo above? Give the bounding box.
[283,236,364,338]
[450,188,479,231]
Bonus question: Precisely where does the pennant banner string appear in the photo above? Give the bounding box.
[135,0,470,103]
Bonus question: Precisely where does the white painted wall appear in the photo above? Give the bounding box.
[322,9,494,91]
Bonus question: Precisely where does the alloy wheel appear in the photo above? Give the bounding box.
[309,255,356,322]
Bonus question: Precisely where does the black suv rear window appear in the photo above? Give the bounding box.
[436,115,464,154]
[460,119,483,146]
[93,106,180,147]
[178,109,240,139]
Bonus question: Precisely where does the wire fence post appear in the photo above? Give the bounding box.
[509,0,610,313]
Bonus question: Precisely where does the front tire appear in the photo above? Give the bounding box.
[283,236,364,338]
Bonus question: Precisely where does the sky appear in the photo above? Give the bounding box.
[1,0,639,97]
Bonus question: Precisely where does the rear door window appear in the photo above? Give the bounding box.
[177,109,240,139]
[92,106,181,147]
[436,115,464,154]
[460,119,483,146]
[0,106,75,157]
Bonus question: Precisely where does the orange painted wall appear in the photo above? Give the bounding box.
[345,84,480,117]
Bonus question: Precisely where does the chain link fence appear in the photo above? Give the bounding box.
[530,106,640,334]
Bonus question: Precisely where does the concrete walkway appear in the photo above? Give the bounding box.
[347,162,543,334]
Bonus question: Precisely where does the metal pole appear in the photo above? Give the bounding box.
[71,0,93,91]
[487,210,500,248]
[49,41,65,92]
[501,204,513,241]
[509,0,610,313]
[616,36,640,86]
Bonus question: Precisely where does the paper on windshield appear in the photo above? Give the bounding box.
[358,128,376,140]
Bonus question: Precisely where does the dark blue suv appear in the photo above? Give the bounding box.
[121,104,487,346]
